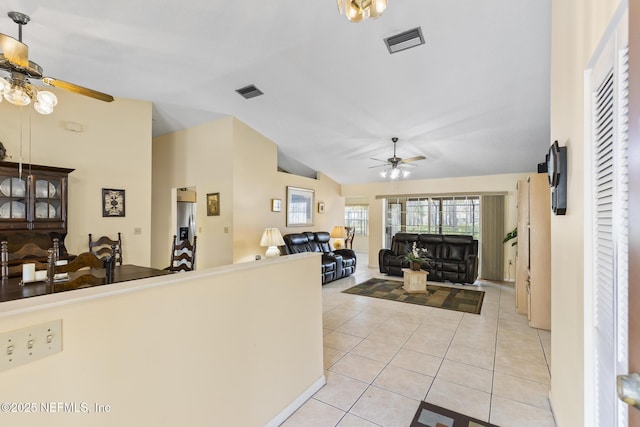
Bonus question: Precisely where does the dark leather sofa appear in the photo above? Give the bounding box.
[379,233,479,284]
[280,231,357,284]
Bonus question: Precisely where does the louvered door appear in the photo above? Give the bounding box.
[588,10,629,425]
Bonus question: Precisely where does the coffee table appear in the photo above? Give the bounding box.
[402,268,428,293]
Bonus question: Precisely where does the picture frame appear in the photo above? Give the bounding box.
[207,193,220,216]
[102,188,125,217]
[286,186,314,227]
[318,202,325,213]
[271,198,282,212]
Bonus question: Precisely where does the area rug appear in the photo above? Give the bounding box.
[410,401,499,427]
[342,278,484,314]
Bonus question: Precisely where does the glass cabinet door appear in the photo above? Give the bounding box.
[0,174,28,226]
[32,177,62,220]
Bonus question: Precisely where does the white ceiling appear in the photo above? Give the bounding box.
[1,0,551,184]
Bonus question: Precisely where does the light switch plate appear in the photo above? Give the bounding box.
[0,319,62,372]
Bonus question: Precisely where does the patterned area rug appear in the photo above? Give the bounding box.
[411,401,499,427]
[342,278,484,315]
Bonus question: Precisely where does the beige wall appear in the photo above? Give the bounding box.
[342,173,527,278]
[152,117,235,269]
[0,90,152,266]
[549,0,620,425]
[152,117,346,267]
[0,254,324,426]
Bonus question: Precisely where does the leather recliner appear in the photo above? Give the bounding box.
[378,233,478,284]
[280,231,357,284]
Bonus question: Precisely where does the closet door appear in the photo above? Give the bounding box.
[585,6,629,425]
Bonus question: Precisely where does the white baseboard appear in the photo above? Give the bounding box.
[265,374,327,427]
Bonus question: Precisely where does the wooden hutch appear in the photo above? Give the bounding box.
[0,161,74,263]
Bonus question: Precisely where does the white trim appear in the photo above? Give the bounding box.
[583,65,596,427]
[265,375,327,427]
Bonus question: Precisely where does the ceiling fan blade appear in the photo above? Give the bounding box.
[370,157,389,163]
[0,33,28,68]
[369,163,389,169]
[400,155,426,163]
[43,77,114,102]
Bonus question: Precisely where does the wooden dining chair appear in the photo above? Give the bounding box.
[165,235,197,272]
[1,239,59,279]
[89,232,123,265]
[47,250,107,291]
[344,227,355,250]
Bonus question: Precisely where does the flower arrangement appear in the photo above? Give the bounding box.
[403,242,429,270]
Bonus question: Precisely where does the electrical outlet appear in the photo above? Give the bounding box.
[134,227,142,235]
[0,319,62,372]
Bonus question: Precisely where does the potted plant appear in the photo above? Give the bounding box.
[503,227,517,246]
[404,242,429,271]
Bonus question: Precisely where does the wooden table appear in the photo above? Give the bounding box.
[402,268,429,293]
[0,264,172,303]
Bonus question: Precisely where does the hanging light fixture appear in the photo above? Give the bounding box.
[0,74,57,114]
[337,0,388,23]
[380,165,410,180]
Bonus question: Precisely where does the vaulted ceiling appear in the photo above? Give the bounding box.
[1,0,551,184]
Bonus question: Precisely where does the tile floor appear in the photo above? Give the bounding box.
[281,264,556,427]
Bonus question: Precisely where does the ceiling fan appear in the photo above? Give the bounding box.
[370,137,426,178]
[0,11,113,114]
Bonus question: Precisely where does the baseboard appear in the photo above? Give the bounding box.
[265,374,327,427]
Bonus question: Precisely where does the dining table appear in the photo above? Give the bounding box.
[0,264,172,303]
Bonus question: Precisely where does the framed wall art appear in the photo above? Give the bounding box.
[271,198,282,212]
[207,193,220,216]
[102,188,125,217]
[286,186,314,227]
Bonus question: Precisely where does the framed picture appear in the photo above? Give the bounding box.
[207,193,220,216]
[102,188,125,217]
[271,198,282,212]
[286,186,314,227]
[318,202,325,213]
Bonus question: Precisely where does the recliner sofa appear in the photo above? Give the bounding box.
[280,231,356,284]
[379,233,479,284]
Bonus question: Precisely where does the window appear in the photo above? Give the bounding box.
[385,196,480,245]
[345,205,368,236]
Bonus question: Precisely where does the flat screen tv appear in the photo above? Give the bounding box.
[546,140,567,215]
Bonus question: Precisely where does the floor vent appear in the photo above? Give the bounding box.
[235,85,264,99]
[384,27,425,54]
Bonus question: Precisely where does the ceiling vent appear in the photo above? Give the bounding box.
[235,85,264,99]
[384,27,425,54]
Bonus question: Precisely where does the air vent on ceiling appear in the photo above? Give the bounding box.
[384,27,425,54]
[235,85,264,99]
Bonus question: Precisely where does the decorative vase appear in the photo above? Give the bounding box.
[410,261,421,271]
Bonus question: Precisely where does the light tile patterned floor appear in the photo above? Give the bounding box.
[281,265,556,427]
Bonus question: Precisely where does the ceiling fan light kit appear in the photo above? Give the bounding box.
[0,11,113,115]
[337,0,388,22]
[371,137,425,180]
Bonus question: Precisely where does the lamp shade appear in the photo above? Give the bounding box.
[330,226,347,239]
[260,228,285,247]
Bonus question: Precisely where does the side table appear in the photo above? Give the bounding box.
[402,268,428,293]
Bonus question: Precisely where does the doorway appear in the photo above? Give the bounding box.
[176,188,197,245]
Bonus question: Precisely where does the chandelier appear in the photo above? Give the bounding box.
[380,166,410,180]
[0,73,58,115]
[337,0,388,22]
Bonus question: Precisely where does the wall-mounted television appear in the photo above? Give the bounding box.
[546,140,567,215]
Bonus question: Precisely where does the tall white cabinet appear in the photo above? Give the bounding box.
[515,174,551,330]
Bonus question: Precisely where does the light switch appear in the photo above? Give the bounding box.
[0,319,62,372]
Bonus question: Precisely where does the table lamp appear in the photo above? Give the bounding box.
[260,228,285,258]
[330,226,347,249]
